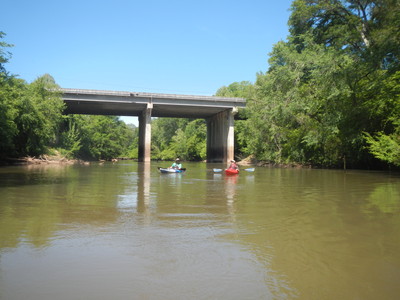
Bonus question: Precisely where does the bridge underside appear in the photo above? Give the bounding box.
[62,88,245,163]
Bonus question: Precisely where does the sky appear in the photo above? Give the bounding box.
[2,0,293,125]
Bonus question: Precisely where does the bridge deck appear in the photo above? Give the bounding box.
[61,88,246,118]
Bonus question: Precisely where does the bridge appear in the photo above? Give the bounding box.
[61,88,246,162]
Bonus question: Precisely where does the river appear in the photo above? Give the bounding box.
[0,161,399,299]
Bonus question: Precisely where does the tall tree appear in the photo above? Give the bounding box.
[0,31,13,77]
[0,32,17,158]
[241,0,400,167]
[0,77,21,158]
[12,75,64,156]
[249,36,353,165]
[72,115,132,160]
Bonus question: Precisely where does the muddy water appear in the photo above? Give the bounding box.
[0,161,399,299]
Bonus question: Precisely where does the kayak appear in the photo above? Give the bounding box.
[214,168,254,173]
[225,168,239,175]
[158,167,186,173]
[158,167,185,173]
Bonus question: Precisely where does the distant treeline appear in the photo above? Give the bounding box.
[1,0,399,168]
[0,32,138,161]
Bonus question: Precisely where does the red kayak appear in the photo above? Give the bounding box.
[225,168,239,175]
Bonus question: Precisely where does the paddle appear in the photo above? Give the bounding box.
[213,168,223,172]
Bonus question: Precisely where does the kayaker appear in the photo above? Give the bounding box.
[170,158,182,169]
[228,159,238,170]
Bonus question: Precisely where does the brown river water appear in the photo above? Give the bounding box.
[0,161,399,299]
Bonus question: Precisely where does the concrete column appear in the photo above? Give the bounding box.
[226,107,236,163]
[206,108,236,163]
[138,103,153,162]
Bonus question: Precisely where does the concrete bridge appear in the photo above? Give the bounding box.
[61,88,246,163]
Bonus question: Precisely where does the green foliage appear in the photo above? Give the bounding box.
[0,31,137,161]
[0,71,64,158]
[1,33,65,158]
[60,117,82,158]
[221,0,400,169]
[215,81,253,98]
[61,115,135,160]
[288,0,400,71]
[151,118,206,161]
[0,31,13,77]
[13,75,64,156]
[181,119,207,160]
[245,35,353,166]
[0,33,18,157]
[0,77,20,157]
[151,118,188,156]
[122,124,139,159]
[364,131,400,166]
[2,2,400,171]
[359,70,400,166]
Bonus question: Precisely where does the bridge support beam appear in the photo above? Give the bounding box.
[206,108,237,163]
[138,103,153,162]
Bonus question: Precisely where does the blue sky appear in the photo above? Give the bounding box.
[2,0,293,125]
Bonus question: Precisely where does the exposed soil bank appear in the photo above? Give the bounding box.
[237,155,312,169]
[0,155,81,166]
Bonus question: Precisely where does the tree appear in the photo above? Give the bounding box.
[0,31,13,77]
[12,75,64,156]
[215,81,254,99]
[79,115,132,160]
[59,116,83,158]
[237,0,400,168]
[0,77,21,158]
[0,32,66,158]
[181,119,207,160]
[119,123,139,159]
[151,117,207,161]
[245,35,354,166]
[151,118,188,158]
[0,31,137,161]
[364,130,400,166]
[363,70,400,166]
[0,32,17,158]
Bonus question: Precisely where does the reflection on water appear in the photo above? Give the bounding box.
[365,182,400,214]
[0,162,400,299]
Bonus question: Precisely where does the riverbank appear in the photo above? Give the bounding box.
[1,154,393,171]
[237,155,312,169]
[0,155,81,166]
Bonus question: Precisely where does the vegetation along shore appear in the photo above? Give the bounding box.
[1,1,399,170]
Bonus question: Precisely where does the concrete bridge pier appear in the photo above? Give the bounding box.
[138,103,153,162]
[206,108,237,163]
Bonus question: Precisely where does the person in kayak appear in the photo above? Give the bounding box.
[170,158,182,169]
[227,159,239,171]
